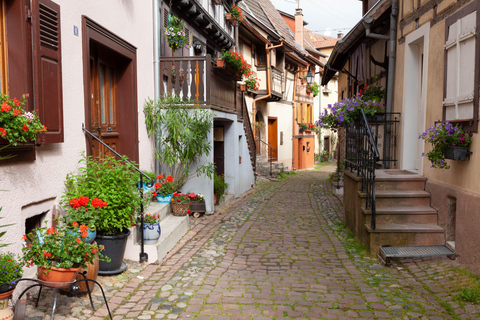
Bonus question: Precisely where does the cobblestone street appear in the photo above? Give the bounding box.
[23,164,480,319]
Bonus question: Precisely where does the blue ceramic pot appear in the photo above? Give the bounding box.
[156,194,173,203]
[143,223,161,245]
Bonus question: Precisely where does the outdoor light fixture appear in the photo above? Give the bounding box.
[306,69,314,85]
[193,39,203,55]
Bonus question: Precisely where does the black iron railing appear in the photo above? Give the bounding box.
[344,110,380,229]
[257,139,275,176]
[82,124,154,262]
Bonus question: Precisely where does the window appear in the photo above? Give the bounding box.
[256,46,266,66]
[444,2,479,131]
[0,0,64,162]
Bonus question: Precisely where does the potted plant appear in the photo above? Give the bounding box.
[21,220,108,287]
[306,82,321,97]
[188,193,206,216]
[213,173,229,205]
[60,196,108,243]
[0,252,22,295]
[317,96,385,130]
[358,76,386,102]
[244,77,260,91]
[419,121,473,169]
[170,193,191,216]
[226,4,243,25]
[62,153,147,273]
[138,171,156,192]
[136,213,161,245]
[164,14,189,53]
[152,174,176,203]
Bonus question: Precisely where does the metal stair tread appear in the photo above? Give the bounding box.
[359,190,431,198]
[378,245,455,265]
[365,223,444,233]
[362,206,437,215]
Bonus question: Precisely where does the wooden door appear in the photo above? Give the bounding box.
[267,118,278,161]
[214,141,224,177]
[90,44,119,158]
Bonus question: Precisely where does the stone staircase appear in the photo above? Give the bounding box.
[350,169,446,257]
[124,201,189,264]
[256,155,289,177]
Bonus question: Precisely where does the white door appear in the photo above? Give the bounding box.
[415,43,425,171]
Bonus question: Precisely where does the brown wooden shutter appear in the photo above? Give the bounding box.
[32,0,64,144]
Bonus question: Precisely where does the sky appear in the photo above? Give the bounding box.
[269,0,363,37]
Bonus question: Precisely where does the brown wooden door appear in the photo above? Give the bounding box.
[90,44,119,158]
[214,141,224,177]
[267,118,278,161]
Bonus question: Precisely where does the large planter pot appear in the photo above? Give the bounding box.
[143,223,161,245]
[156,193,173,203]
[95,228,130,274]
[37,266,80,288]
[0,292,14,320]
[444,146,470,160]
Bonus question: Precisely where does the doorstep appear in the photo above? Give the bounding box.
[123,202,190,264]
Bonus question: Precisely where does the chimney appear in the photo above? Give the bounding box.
[295,8,304,49]
[337,30,344,39]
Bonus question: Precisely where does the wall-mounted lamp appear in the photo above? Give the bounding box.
[306,69,314,85]
[193,39,203,55]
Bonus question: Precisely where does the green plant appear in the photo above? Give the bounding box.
[317,96,384,130]
[136,213,160,225]
[62,153,147,234]
[300,123,315,130]
[153,174,176,197]
[144,171,156,182]
[213,172,229,200]
[144,95,216,190]
[307,82,321,97]
[359,76,385,102]
[419,121,472,169]
[21,219,109,270]
[228,4,243,23]
[171,193,191,204]
[0,252,23,288]
[60,196,107,231]
[244,76,260,91]
[165,14,189,52]
[219,49,252,78]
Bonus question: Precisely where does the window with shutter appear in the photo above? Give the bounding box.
[444,2,479,131]
[32,0,63,144]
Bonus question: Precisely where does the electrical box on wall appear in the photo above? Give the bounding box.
[214,127,224,141]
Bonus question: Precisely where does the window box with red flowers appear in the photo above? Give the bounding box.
[244,76,260,91]
[216,49,252,82]
[188,193,206,217]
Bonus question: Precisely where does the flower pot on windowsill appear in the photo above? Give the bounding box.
[226,13,237,25]
[444,146,472,160]
[216,59,225,68]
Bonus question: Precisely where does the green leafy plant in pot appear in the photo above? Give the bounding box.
[62,153,147,273]
[213,172,229,205]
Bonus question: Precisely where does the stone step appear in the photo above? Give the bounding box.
[144,201,171,221]
[365,223,445,258]
[359,190,431,207]
[124,211,190,264]
[362,206,438,225]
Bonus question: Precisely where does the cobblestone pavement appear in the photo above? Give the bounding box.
[20,163,480,319]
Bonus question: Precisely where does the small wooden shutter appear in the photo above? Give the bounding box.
[32,0,63,144]
[444,10,476,121]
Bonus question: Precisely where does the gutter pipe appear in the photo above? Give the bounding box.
[252,39,284,144]
[153,0,162,176]
[363,0,398,167]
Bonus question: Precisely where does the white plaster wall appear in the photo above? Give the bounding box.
[266,101,294,169]
[182,111,255,213]
[0,0,155,264]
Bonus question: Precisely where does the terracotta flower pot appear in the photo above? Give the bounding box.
[216,59,225,68]
[37,266,80,288]
[240,84,247,92]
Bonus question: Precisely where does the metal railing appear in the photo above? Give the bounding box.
[344,110,380,229]
[257,139,275,176]
[82,124,154,262]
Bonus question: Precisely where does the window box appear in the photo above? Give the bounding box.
[444,146,472,161]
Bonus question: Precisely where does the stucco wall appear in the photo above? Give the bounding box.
[0,0,154,262]
[266,101,294,169]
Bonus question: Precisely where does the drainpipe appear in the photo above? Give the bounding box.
[291,67,307,170]
[363,0,397,167]
[153,0,162,175]
[251,39,283,147]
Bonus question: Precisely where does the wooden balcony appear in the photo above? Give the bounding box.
[255,67,284,101]
[159,55,239,113]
